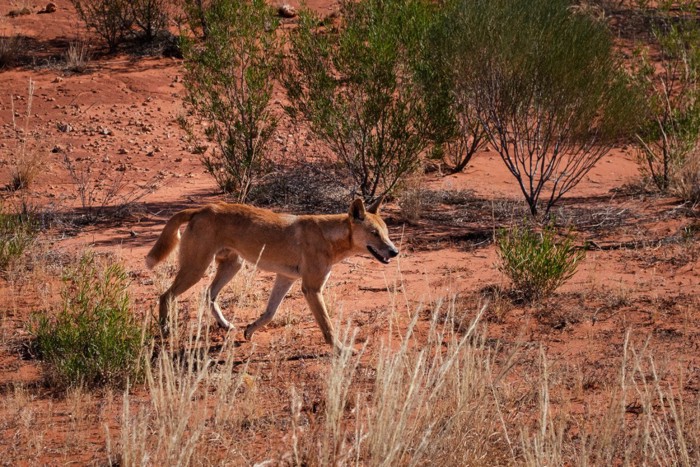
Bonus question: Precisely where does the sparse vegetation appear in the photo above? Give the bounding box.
[496,223,585,301]
[397,174,429,223]
[0,202,37,273]
[284,0,433,202]
[69,0,132,52]
[673,150,700,204]
[181,0,281,201]
[62,153,157,223]
[30,252,147,390]
[63,40,91,73]
[8,80,42,191]
[634,1,700,197]
[0,33,24,68]
[130,0,169,42]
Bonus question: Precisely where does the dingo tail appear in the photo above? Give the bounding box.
[145,208,199,269]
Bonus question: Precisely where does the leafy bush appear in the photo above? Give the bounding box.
[444,0,638,217]
[181,0,281,201]
[634,2,700,196]
[70,0,133,52]
[30,253,147,390]
[0,204,37,273]
[414,1,487,174]
[130,0,169,42]
[284,0,434,202]
[496,224,585,302]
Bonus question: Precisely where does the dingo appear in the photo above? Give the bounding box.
[146,197,398,352]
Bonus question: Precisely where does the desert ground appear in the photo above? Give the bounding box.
[0,1,699,465]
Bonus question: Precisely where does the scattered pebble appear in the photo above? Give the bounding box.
[57,122,73,132]
[278,4,297,18]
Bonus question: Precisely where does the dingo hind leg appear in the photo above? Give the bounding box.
[159,232,216,334]
[244,274,295,340]
[208,250,243,330]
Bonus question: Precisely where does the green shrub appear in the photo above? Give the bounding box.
[181,0,281,201]
[634,1,700,195]
[496,224,585,302]
[130,0,169,42]
[443,0,639,217]
[70,0,133,52]
[0,204,37,273]
[30,253,147,390]
[284,0,434,202]
[414,1,487,174]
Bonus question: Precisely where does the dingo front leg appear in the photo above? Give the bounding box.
[300,276,350,355]
[244,275,295,341]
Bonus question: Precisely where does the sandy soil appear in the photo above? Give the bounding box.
[0,1,698,464]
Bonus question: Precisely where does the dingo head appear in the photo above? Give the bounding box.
[349,197,399,264]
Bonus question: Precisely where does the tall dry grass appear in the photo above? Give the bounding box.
[521,331,700,466]
[291,299,515,465]
[104,267,699,465]
[109,294,257,465]
[8,79,43,191]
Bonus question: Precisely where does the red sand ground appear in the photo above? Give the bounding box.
[0,1,698,464]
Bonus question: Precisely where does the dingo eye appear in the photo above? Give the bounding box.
[372,230,380,237]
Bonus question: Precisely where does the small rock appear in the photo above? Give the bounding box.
[7,7,31,17]
[57,122,73,132]
[40,2,57,13]
[51,145,64,153]
[118,148,128,155]
[277,4,296,18]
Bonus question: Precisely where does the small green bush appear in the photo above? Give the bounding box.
[284,0,434,202]
[496,224,585,302]
[30,253,147,390]
[70,0,133,52]
[181,0,281,201]
[0,204,37,273]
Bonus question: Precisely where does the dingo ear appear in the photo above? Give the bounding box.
[349,198,366,220]
[367,195,384,214]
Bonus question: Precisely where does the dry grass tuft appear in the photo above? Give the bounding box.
[8,80,43,191]
[63,40,91,73]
